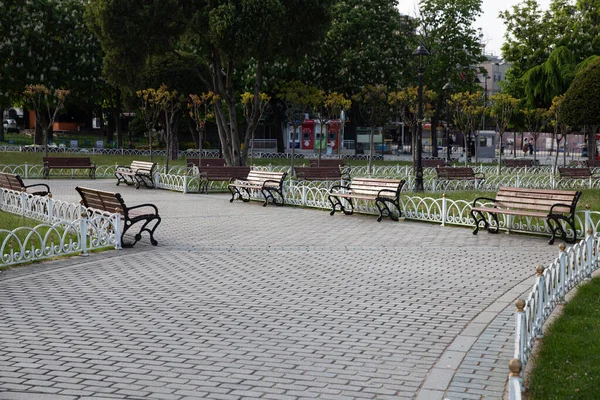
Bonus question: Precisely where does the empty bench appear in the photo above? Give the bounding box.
[422,159,446,168]
[435,167,484,189]
[115,161,157,189]
[309,159,345,168]
[198,166,251,193]
[43,157,96,179]
[228,170,287,206]
[471,187,581,244]
[504,159,533,168]
[187,158,227,168]
[295,166,349,181]
[328,178,406,222]
[0,172,50,196]
[76,186,161,248]
[558,167,597,181]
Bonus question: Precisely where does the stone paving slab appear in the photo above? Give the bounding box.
[0,179,560,399]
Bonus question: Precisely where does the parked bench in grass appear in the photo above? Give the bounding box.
[198,166,251,193]
[115,161,157,189]
[471,186,581,245]
[228,170,287,206]
[328,178,406,222]
[0,172,50,196]
[504,159,534,168]
[43,156,96,179]
[76,186,161,248]
[558,167,597,181]
[308,159,345,168]
[435,167,484,189]
[422,159,446,168]
[294,166,349,181]
[186,158,226,168]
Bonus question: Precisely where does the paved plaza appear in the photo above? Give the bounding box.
[0,179,560,400]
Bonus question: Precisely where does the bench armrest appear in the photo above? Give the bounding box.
[24,183,51,194]
[472,197,496,207]
[340,170,351,180]
[126,203,159,215]
[549,202,576,214]
[475,172,485,179]
[330,184,350,193]
[377,188,399,198]
[262,179,283,188]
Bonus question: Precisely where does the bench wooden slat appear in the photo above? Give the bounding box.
[43,157,96,179]
[295,166,345,181]
[115,160,157,188]
[328,178,405,221]
[228,170,287,206]
[558,167,593,179]
[435,167,484,181]
[0,172,51,195]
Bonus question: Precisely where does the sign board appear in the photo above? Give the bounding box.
[96,140,104,149]
[70,140,78,149]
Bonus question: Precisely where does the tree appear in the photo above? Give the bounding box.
[88,0,333,166]
[560,57,600,161]
[522,107,550,165]
[417,0,486,157]
[353,85,391,175]
[1,0,102,143]
[241,92,271,166]
[549,94,570,171]
[188,92,219,166]
[324,93,352,160]
[155,85,184,172]
[449,91,483,165]
[388,86,435,165]
[488,94,519,169]
[23,85,70,156]
[136,88,162,161]
[278,81,322,175]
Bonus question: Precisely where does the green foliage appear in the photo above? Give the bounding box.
[560,57,600,128]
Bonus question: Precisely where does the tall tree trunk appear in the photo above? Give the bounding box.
[431,115,438,158]
[368,125,374,175]
[0,107,5,142]
[242,60,264,163]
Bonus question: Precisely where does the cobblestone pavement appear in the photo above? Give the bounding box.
[0,179,559,400]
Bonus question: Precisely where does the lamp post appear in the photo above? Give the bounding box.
[482,74,490,130]
[413,44,430,192]
[443,82,453,164]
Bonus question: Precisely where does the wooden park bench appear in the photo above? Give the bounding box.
[43,156,96,179]
[422,159,446,168]
[76,186,161,248]
[228,170,287,206]
[328,178,406,222]
[197,166,251,193]
[471,186,581,244]
[115,161,157,189]
[294,166,349,181]
[0,172,51,196]
[558,167,597,181]
[434,167,485,189]
[504,159,533,168]
[309,159,345,168]
[186,158,227,168]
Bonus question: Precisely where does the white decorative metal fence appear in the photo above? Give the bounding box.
[0,189,121,267]
[508,231,600,400]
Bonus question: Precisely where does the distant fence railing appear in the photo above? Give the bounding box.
[508,231,600,400]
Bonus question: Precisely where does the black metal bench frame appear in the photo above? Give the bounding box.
[0,172,50,196]
[115,161,157,189]
[43,157,96,179]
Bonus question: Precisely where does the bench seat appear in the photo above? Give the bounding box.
[0,172,50,196]
[76,186,161,248]
[471,186,581,244]
[198,166,251,193]
[228,170,287,206]
[295,166,349,181]
[328,178,406,221]
[43,157,96,179]
[115,161,157,188]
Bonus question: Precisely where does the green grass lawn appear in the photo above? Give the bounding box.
[526,276,600,399]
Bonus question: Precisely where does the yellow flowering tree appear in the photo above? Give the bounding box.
[489,93,520,168]
[241,92,271,165]
[188,92,219,166]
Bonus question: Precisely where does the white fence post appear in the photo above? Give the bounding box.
[508,358,523,400]
[47,194,53,223]
[514,298,526,366]
[79,210,89,257]
[441,194,447,227]
[534,265,545,338]
[25,163,29,179]
[558,243,567,303]
[183,175,188,194]
[114,214,122,250]
[20,191,26,216]
[585,205,591,235]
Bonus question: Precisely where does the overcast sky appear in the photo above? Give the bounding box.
[397,0,552,57]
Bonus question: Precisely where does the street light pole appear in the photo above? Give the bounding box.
[413,45,430,192]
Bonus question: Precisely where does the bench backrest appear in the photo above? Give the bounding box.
[495,186,580,215]
[349,178,405,197]
[245,170,287,187]
[309,159,344,168]
[187,158,227,167]
[422,159,446,168]
[130,161,156,174]
[44,157,93,167]
[558,167,592,178]
[76,186,125,215]
[200,166,251,180]
[0,172,25,191]
[504,159,533,167]
[435,167,476,179]
[295,166,342,181]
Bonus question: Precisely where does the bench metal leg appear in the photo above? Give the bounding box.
[547,215,576,245]
[471,209,494,235]
[261,188,284,207]
[228,186,250,202]
[122,215,161,248]
[375,198,401,222]
[328,195,353,216]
